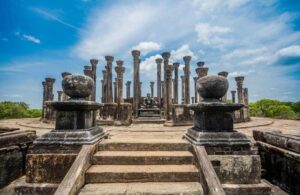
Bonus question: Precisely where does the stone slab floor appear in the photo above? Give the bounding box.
[0,117,298,194]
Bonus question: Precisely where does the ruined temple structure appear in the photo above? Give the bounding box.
[40,50,251,127]
[231,76,251,122]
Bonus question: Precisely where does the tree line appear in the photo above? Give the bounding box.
[0,101,41,119]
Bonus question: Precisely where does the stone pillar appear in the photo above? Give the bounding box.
[192,97,195,104]
[165,65,174,120]
[102,70,107,103]
[139,82,142,98]
[172,79,175,102]
[195,62,208,101]
[183,56,191,104]
[57,91,63,102]
[162,52,171,111]
[193,77,198,103]
[90,59,98,101]
[173,62,179,104]
[61,72,71,101]
[115,60,125,104]
[101,80,104,103]
[161,81,164,105]
[105,56,114,103]
[181,75,185,104]
[218,71,229,102]
[235,76,245,121]
[243,88,249,105]
[113,79,117,103]
[156,58,163,107]
[231,90,236,103]
[42,81,46,118]
[84,66,93,100]
[150,81,154,98]
[235,76,244,104]
[126,81,131,99]
[45,78,55,120]
[132,50,141,117]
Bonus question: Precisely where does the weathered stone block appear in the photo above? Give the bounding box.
[209,155,261,184]
[0,146,23,188]
[26,153,77,183]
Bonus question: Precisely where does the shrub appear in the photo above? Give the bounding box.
[0,101,42,119]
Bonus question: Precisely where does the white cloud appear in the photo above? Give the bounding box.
[277,45,300,57]
[195,23,231,48]
[170,44,196,61]
[140,54,162,80]
[222,47,267,60]
[132,42,162,55]
[23,34,41,44]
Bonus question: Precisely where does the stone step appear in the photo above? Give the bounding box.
[92,151,194,165]
[85,165,199,183]
[79,182,204,195]
[98,139,191,151]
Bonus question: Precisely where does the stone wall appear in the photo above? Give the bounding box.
[0,130,36,188]
[253,130,300,194]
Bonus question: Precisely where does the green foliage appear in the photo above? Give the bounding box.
[0,101,42,119]
[249,99,298,119]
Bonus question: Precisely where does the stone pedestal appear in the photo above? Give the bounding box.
[23,75,107,189]
[184,75,270,194]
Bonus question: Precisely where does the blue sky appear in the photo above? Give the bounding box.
[0,0,300,108]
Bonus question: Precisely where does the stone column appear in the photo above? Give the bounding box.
[42,81,46,118]
[195,62,208,101]
[45,78,55,120]
[102,70,107,103]
[156,58,163,107]
[84,66,93,100]
[90,59,98,101]
[150,81,154,98]
[161,81,164,104]
[183,56,191,104]
[165,65,174,120]
[114,79,117,103]
[105,56,114,103]
[235,76,244,104]
[132,50,141,117]
[126,81,131,99]
[162,52,171,110]
[101,80,104,103]
[57,91,63,102]
[218,71,229,102]
[192,97,195,104]
[180,75,185,104]
[231,90,236,103]
[243,88,249,105]
[173,62,179,104]
[193,77,198,103]
[61,72,71,101]
[115,60,125,104]
[235,76,245,121]
[139,82,142,98]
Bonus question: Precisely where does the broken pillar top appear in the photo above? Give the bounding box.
[62,72,72,78]
[218,71,229,78]
[173,62,180,68]
[116,60,124,66]
[131,50,141,57]
[105,55,114,62]
[45,77,56,83]
[197,61,205,67]
[235,76,244,82]
[90,59,98,66]
[84,65,92,70]
[162,52,171,60]
[155,58,163,64]
[183,56,192,63]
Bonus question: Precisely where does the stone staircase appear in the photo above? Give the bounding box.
[79,139,203,194]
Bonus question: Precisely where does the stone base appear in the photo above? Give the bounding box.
[132,117,165,124]
[15,177,58,195]
[185,128,251,147]
[223,182,271,195]
[164,120,193,126]
[34,126,107,145]
[209,155,261,184]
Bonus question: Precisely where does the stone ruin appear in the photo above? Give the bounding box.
[41,50,250,126]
